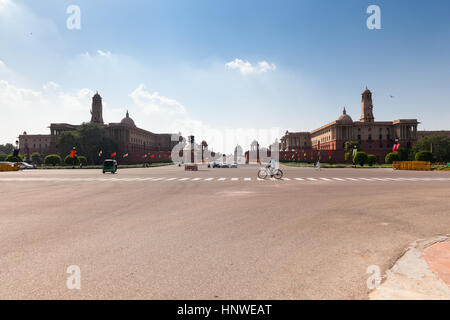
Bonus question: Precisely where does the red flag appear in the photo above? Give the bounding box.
[111,152,117,157]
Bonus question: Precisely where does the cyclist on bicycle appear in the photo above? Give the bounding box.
[266,158,276,177]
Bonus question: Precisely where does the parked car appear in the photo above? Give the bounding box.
[230,162,238,168]
[221,163,230,168]
[213,161,221,168]
[18,162,36,170]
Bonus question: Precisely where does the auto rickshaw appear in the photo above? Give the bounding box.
[103,159,117,174]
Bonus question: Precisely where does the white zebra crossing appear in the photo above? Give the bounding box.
[0,177,448,183]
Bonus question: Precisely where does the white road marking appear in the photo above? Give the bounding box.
[0,176,449,183]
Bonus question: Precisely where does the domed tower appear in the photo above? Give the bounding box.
[120,110,136,127]
[360,87,374,123]
[338,107,353,123]
[90,92,104,124]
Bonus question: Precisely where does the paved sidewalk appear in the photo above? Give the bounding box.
[370,236,450,300]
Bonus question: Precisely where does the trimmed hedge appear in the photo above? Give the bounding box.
[353,151,368,166]
[415,151,433,162]
[367,154,377,166]
[31,152,42,164]
[385,152,400,164]
[78,156,87,166]
[6,154,23,163]
[44,154,62,166]
[64,154,79,166]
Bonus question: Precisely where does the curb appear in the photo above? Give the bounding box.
[370,235,450,300]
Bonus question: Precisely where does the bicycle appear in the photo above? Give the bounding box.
[257,166,283,180]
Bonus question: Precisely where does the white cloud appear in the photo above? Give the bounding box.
[81,50,113,58]
[225,58,276,75]
[43,81,60,91]
[0,59,5,69]
[0,79,122,144]
[0,0,12,11]
[129,84,186,115]
[97,50,112,57]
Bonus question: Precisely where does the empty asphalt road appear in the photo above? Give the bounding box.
[0,164,449,299]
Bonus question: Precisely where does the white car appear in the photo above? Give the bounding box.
[230,162,238,168]
[18,162,36,170]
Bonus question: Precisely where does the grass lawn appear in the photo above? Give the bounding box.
[280,161,392,169]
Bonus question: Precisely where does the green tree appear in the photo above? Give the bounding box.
[0,143,14,154]
[0,154,7,161]
[353,151,368,167]
[31,152,42,164]
[57,131,79,160]
[385,152,400,164]
[57,123,117,165]
[412,134,450,163]
[44,154,62,166]
[415,151,433,162]
[367,154,377,166]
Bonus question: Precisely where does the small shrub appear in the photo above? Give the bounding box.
[31,152,42,164]
[353,151,368,167]
[6,154,23,163]
[44,154,62,166]
[367,154,377,166]
[78,156,87,166]
[0,153,7,161]
[415,151,433,162]
[64,154,79,166]
[385,152,400,164]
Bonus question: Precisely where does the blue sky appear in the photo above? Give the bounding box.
[1,0,449,152]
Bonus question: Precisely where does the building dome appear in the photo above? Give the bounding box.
[121,110,136,127]
[338,107,353,123]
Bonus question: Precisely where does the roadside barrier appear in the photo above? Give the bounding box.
[392,161,431,171]
[0,162,19,172]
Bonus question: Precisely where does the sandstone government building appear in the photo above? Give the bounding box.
[278,88,450,163]
[19,92,178,163]
[19,88,449,164]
